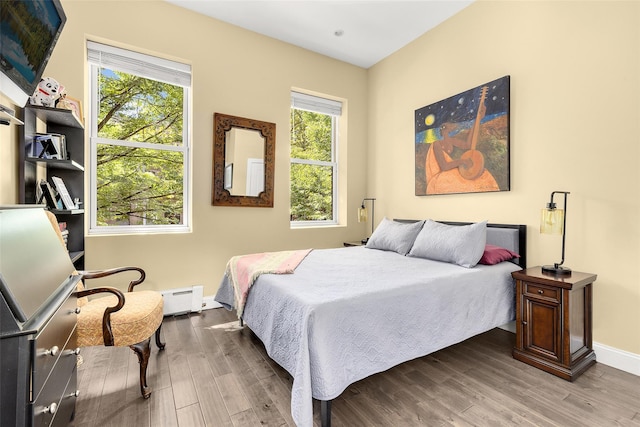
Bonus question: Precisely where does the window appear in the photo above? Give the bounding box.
[87,41,191,234]
[290,91,342,226]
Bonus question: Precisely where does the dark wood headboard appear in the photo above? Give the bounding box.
[395,220,527,268]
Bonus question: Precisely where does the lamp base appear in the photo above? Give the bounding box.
[541,264,572,276]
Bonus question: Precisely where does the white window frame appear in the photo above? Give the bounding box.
[87,41,191,234]
[290,91,341,227]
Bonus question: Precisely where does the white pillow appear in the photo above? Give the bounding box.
[408,220,487,268]
[365,218,425,255]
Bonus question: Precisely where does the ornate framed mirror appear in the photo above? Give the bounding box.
[212,113,275,207]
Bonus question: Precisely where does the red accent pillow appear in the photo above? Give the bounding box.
[478,244,520,265]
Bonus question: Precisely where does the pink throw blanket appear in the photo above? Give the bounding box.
[225,249,312,318]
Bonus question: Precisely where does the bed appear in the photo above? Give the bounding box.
[215,219,526,427]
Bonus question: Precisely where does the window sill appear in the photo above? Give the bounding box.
[290,221,344,230]
[89,225,191,236]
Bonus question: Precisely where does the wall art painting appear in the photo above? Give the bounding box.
[415,76,510,196]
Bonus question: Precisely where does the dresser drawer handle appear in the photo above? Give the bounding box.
[44,346,59,357]
[65,347,81,357]
[44,402,58,415]
[538,289,544,294]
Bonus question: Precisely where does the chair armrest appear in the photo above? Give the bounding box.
[75,286,125,346]
[79,266,146,292]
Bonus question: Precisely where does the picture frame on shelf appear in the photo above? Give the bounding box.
[64,96,83,124]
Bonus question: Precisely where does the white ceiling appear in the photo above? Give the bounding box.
[165,1,474,69]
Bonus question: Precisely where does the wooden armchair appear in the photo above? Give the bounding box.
[45,212,165,399]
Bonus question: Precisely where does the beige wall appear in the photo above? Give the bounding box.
[1,0,638,357]
[1,1,369,294]
[368,0,640,354]
[0,94,20,203]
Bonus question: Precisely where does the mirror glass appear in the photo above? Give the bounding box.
[212,113,275,207]
[224,128,265,196]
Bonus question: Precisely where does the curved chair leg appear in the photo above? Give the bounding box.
[154,324,166,350]
[130,338,152,399]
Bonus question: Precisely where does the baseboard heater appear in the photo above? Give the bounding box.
[160,285,203,316]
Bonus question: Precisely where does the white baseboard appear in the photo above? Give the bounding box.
[498,321,516,333]
[593,341,640,377]
[202,295,222,310]
[498,321,639,377]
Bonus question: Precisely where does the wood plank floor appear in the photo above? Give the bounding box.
[70,308,640,427]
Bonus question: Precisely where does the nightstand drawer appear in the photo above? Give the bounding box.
[523,282,560,302]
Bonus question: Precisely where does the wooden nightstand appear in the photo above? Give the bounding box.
[512,267,597,381]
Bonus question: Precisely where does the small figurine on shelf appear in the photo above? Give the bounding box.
[29,76,61,107]
[55,86,83,124]
[56,91,73,111]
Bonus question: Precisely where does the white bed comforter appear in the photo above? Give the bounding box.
[215,246,519,427]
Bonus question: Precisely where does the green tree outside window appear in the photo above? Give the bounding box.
[290,109,335,222]
[95,69,185,226]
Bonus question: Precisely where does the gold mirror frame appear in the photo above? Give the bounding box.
[212,113,275,207]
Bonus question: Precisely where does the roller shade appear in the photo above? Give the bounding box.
[291,91,342,116]
[87,41,191,87]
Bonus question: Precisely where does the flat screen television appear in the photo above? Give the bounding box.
[0,0,67,107]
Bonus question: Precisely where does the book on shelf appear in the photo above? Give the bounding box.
[60,229,69,247]
[36,179,58,210]
[51,176,76,210]
[28,133,67,160]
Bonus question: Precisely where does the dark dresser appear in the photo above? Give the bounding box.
[0,207,82,426]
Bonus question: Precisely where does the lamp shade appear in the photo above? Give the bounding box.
[540,208,564,235]
[358,206,368,223]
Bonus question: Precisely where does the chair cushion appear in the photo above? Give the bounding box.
[77,290,163,347]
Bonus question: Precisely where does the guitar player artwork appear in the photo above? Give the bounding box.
[415,76,510,195]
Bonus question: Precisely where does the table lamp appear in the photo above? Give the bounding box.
[358,198,376,243]
[540,191,571,275]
